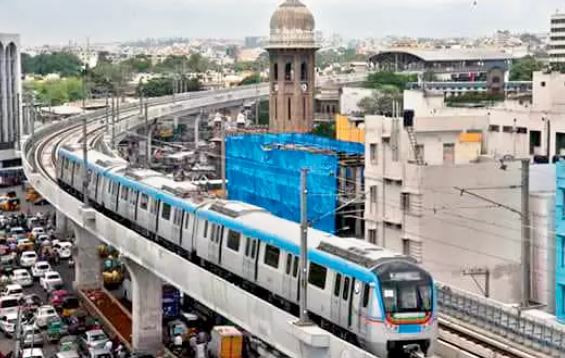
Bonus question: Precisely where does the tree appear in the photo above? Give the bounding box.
[239,73,262,86]
[311,122,335,139]
[122,55,153,73]
[187,53,208,73]
[22,52,83,76]
[365,71,417,91]
[510,56,544,81]
[27,77,85,106]
[140,76,202,97]
[357,86,402,116]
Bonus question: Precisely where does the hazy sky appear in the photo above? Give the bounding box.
[0,0,562,46]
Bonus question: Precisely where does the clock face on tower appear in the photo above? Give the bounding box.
[301,83,308,92]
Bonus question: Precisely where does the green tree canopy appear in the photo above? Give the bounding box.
[357,86,402,116]
[22,52,83,77]
[155,53,209,74]
[26,77,85,106]
[122,55,153,73]
[239,73,262,86]
[509,56,544,81]
[365,71,417,91]
[140,76,202,97]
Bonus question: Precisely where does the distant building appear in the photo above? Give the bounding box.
[369,48,514,81]
[244,36,263,49]
[549,12,565,66]
[265,0,318,132]
[0,33,23,186]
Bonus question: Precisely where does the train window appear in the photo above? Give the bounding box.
[250,239,257,259]
[245,238,251,257]
[113,183,118,195]
[227,230,241,251]
[292,256,298,277]
[140,194,149,210]
[362,284,371,308]
[308,263,327,289]
[216,226,224,243]
[334,274,342,297]
[343,277,350,301]
[285,253,292,275]
[185,215,191,229]
[210,225,216,241]
[150,199,158,214]
[264,245,280,269]
[130,190,136,204]
[203,221,209,238]
[162,203,171,220]
[64,159,70,169]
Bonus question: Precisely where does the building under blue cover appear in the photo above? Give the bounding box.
[556,162,565,320]
[226,133,364,234]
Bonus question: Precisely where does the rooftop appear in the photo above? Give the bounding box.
[372,48,515,63]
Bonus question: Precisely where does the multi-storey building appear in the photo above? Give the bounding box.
[550,12,565,66]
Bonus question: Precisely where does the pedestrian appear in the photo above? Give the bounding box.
[104,339,113,353]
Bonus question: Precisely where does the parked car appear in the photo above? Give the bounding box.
[11,269,33,287]
[48,290,70,309]
[88,348,112,358]
[80,329,109,352]
[34,305,59,328]
[20,251,38,267]
[0,312,18,336]
[10,227,26,240]
[30,227,45,241]
[31,261,51,279]
[21,324,44,347]
[21,294,42,312]
[1,284,24,299]
[54,242,73,259]
[0,295,20,316]
[21,348,44,358]
[40,271,63,292]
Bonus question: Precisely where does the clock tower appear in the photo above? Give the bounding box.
[266,0,318,132]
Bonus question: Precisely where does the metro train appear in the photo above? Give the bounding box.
[56,145,437,357]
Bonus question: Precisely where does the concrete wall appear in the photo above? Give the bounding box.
[335,114,364,143]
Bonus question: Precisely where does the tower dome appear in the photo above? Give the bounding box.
[267,0,318,49]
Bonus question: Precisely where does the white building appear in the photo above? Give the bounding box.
[363,72,563,306]
[0,33,22,172]
[550,12,565,66]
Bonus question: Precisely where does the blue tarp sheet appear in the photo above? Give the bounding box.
[226,134,364,233]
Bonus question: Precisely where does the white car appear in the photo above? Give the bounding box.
[0,296,20,316]
[1,284,24,299]
[21,348,44,358]
[11,269,33,287]
[54,242,72,259]
[40,271,63,292]
[33,305,59,328]
[30,227,45,240]
[0,312,18,336]
[31,261,51,279]
[20,251,38,268]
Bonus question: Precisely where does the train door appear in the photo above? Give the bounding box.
[148,197,158,234]
[171,208,182,246]
[339,276,352,328]
[357,283,371,338]
[281,253,293,301]
[331,272,342,324]
[208,224,223,265]
[242,237,257,282]
[350,280,362,334]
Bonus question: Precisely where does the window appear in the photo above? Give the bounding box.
[369,144,378,165]
[362,284,371,308]
[334,274,342,297]
[130,190,137,204]
[308,262,327,289]
[245,238,251,257]
[287,98,291,121]
[401,192,410,211]
[227,230,241,251]
[370,185,377,213]
[140,194,149,210]
[203,221,208,238]
[286,253,292,275]
[264,245,280,268]
[251,239,257,258]
[488,125,500,132]
[517,127,528,134]
[173,209,182,226]
[273,63,278,81]
[292,256,299,277]
[402,238,423,263]
[541,81,546,87]
[150,199,158,214]
[284,62,293,81]
[303,97,306,118]
[343,277,350,300]
[502,126,514,133]
[300,62,307,81]
[368,229,377,244]
[185,215,191,229]
[162,203,171,220]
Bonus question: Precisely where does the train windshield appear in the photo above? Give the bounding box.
[374,261,433,314]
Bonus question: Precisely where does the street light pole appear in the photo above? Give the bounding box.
[298,168,311,325]
[521,158,531,307]
[81,66,90,207]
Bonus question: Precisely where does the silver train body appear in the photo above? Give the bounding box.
[56,146,438,357]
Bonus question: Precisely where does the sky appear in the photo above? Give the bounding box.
[0,0,563,46]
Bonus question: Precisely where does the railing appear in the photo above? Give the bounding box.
[437,282,565,356]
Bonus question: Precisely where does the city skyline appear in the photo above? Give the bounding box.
[0,0,562,46]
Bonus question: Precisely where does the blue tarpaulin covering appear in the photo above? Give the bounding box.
[226,134,364,233]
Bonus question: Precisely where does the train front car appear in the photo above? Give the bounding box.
[370,260,436,357]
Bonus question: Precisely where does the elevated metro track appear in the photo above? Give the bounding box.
[24,77,380,358]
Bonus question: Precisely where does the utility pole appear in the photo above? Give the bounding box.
[105,89,109,135]
[145,102,150,169]
[220,119,226,198]
[30,98,37,173]
[521,158,531,307]
[298,168,311,325]
[111,94,116,149]
[82,113,89,207]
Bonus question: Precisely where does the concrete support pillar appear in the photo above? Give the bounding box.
[123,258,163,355]
[56,210,69,236]
[72,225,102,289]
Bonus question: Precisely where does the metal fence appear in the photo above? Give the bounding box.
[437,283,565,356]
